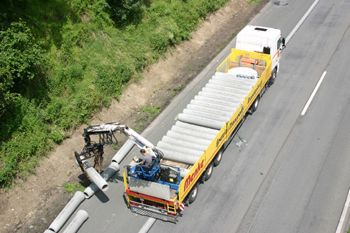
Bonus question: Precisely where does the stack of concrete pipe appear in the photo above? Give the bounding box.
[157,70,257,165]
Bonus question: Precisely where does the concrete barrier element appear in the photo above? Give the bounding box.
[82,160,108,192]
[49,191,85,232]
[62,210,89,233]
[112,139,134,164]
[84,162,120,198]
[178,113,226,130]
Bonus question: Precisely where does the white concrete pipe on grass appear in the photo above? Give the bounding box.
[112,139,134,164]
[82,160,108,192]
[178,113,226,130]
[84,162,120,198]
[62,210,89,233]
[44,230,54,233]
[49,191,85,232]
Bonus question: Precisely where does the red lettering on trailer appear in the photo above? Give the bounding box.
[184,160,204,192]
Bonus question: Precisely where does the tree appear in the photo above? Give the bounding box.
[0,20,44,110]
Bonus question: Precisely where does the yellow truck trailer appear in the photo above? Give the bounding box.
[123,25,285,223]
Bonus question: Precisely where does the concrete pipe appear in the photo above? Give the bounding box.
[112,139,134,164]
[171,125,216,140]
[190,99,238,112]
[157,141,203,157]
[213,75,257,85]
[178,113,226,130]
[84,162,120,198]
[44,230,54,233]
[175,121,219,135]
[202,87,246,100]
[166,130,212,146]
[186,104,233,117]
[49,191,85,232]
[82,160,108,192]
[205,83,249,96]
[199,90,244,103]
[182,109,231,122]
[159,164,190,178]
[208,79,252,91]
[162,136,207,151]
[194,95,239,108]
[157,148,199,165]
[62,210,89,233]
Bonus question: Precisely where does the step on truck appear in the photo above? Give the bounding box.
[123,25,285,223]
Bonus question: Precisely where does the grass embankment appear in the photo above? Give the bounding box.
[0,0,230,189]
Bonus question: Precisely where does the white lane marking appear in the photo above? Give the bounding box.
[336,188,350,233]
[301,71,327,115]
[286,0,320,44]
[139,218,156,233]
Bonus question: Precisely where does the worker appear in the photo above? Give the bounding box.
[136,149,153,171]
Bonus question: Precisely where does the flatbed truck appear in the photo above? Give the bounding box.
[123,25,285,222]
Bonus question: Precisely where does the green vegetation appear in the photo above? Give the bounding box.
[248,0,260,5]
[62,182,85,194]
[0,0,236,189]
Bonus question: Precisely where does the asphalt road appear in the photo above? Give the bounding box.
[62,0,350,232]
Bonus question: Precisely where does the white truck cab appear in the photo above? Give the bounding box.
[236,25,285,84]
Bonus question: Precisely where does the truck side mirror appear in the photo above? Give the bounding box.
[282,37,286,48]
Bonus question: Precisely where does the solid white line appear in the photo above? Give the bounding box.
[301,71,327,115]
[285,0,320,44]
[336,188,350,233]
[139,218,156,233]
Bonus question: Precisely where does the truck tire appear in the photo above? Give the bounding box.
[269,69,277,86]
[250,96,259,114]
[204,162,214,181]
[213,149,223,166]
[188,183,198,204]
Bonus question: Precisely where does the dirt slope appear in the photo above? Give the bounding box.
[0,0,268,232]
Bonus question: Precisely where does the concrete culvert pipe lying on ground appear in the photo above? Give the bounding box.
[48,191,85,232]
[62,210,89,233]
[84,162,120,198]
[82,160,109,192]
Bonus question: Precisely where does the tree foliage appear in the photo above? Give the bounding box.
[0,20,44,110]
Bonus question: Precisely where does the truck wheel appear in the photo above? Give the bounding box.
[251,96,259,113]
[214,149,223,166]
[269,69,277,86]
[204,162,214,181]
[188,183,198,204]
